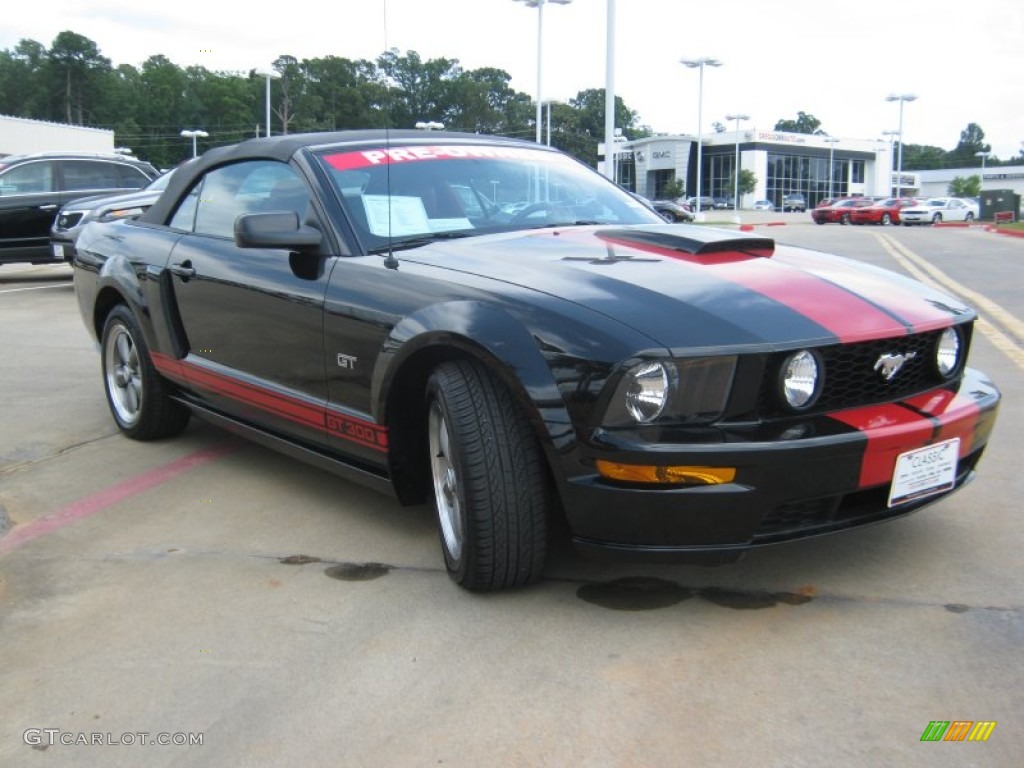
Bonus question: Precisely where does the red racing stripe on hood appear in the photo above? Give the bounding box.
[776,248,966,333]
[596,233,910,343]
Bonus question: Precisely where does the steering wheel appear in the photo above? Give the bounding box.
[509,201,573,224]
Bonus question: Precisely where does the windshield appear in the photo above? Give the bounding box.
[317,142,662,252]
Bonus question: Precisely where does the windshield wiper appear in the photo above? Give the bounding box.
[368,231,473,255]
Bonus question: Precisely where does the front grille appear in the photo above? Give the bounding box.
[759,329,960,417]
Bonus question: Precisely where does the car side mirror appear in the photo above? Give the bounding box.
[234,211,322,250]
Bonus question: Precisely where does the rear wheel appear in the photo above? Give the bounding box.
[881,212,892,225]
[425,359,548,591]
[101,305,190,440]
[840,214,851,225]
[965,212,974,222]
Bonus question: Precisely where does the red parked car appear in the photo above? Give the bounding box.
[849,198,919,226]
[811,197,875,225]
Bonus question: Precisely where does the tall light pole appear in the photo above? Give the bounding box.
[602,0,616,180]
[725,112,749,210]
[681,57,722,216]
[881,129,899,195]
[823,136,840,200]
[179,129,208,158]
[514,0,573,145]
[255,68,281,137]
[886,93,917,198]
[975,150,990,191]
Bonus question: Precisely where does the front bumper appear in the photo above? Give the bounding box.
[558,368,999,560]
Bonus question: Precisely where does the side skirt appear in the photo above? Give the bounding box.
[174,396,397,499]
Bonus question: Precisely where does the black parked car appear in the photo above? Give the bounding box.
[73,130,1000,591]
[648,198,694,222]
[0,151,158,265]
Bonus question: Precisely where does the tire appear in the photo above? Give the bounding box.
[425,359,548,591]
[932,213,942,224]
[840,214,850,225]
[815,219,825,225]
[965,212,974,222]
[881,213,892,226]
[101,305,190,440]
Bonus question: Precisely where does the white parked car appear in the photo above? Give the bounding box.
[752,199,774,211]
[900,197,976,226]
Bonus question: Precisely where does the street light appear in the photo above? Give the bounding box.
[823,136,840,199]
[681,57,722,216]
[255,68,281,138]
[180,129,208,158]
[725,112,749,210]
[886,93,917,197]
[975,150,990,191]
[881,129,900,194]
[415,121,444,130]
[602,0,616,180]
[514,0,573,145]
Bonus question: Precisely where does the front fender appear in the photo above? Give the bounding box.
[77,221,182,356]
[374,298,667,507]
[376,300,573,451]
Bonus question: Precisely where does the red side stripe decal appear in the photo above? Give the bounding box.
[150,352,388,452]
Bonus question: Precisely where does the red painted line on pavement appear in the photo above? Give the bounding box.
[0,441,237,555]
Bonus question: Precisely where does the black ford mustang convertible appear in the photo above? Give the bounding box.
[73,130,1000,591]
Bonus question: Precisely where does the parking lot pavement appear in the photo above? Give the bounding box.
[2,237,1022,766]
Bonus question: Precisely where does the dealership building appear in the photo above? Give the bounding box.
[608,128,895,209]
[606,128,1024,213]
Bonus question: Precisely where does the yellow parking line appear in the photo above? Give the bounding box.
[874,232,1024,372]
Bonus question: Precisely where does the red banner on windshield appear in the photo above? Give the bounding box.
[324,144,549,171]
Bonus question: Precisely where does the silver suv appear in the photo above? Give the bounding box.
[782,193,807,212]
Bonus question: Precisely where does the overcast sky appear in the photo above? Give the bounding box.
[4,0,1023,160]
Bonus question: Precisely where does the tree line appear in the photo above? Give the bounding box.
[0,31,644,170]
[3,32,1019,174]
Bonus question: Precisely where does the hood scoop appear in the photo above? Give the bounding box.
[594,225,775,264]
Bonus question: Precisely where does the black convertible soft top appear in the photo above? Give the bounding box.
[139,129,544,225]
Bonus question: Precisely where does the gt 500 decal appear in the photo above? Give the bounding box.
[326,414,388,450]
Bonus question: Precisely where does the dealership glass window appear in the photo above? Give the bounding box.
[766,152,856,209]
[703,153,735,198]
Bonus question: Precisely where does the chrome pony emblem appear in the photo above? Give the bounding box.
[874,352,917,381]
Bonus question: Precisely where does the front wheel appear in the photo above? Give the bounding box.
[426,360,548,591]
[932,213,943,224]
[881,212,892,225]
[965,212,975,222]
[101,305,190,440]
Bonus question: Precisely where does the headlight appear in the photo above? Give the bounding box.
[624,362,674,423]
[780,350,822,410]
[935,326,962,378]
[603,357,736,426]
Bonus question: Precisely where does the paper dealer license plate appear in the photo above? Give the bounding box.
[888,438,960,507]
